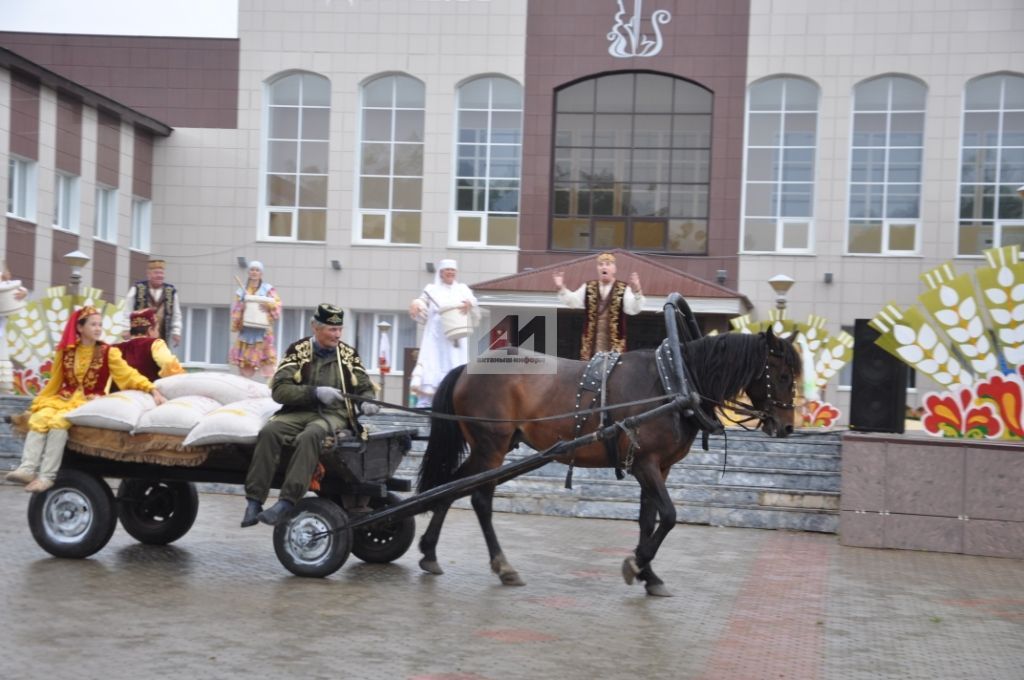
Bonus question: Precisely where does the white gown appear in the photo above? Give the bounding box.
[414,281,478,407]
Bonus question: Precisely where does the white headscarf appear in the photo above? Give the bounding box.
[248,260,264,272]
[434,259,458,286]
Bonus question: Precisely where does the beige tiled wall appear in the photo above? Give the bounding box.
[155,0,527,362]
[744,0,1024,416]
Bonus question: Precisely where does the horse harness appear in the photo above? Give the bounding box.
[565,351,632,488]
[655,338,723,450]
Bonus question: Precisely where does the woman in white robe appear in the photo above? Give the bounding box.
[409,259,478,408]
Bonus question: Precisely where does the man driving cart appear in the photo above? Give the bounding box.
[241,303,380,527]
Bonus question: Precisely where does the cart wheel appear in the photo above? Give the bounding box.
[27,469,118,559]
[352,492,416,564]
[116,479,199,545]
[273,497,352,578]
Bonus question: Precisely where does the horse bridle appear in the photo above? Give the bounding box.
[712,346,795,430]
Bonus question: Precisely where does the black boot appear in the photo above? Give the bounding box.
[241,498,263,528]
[257,499,295,526]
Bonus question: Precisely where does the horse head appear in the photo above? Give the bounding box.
[744,327,801,438]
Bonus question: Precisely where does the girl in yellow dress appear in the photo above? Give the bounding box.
[5,307,167,493]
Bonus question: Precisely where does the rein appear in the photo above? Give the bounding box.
[344,390,676,425]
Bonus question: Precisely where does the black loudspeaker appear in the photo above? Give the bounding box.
[849,319,907,434]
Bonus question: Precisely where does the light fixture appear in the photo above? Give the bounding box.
[823,272,834,284]
[236,256,248,269]
[63,250,91,269]
[715,269,727,285]
[330,260,342,271]
[63,250,91,300]
[425,262,435,273]
[768,274,795,311]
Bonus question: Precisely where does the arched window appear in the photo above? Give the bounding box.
[453,76,522,247]
[262,72,330,242]
[551,72,712,253]
[356,74,425,244]
[958,73,1024,255]
[847,75,926,255]
[742,77,819,252]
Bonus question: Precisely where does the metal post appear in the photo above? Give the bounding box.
[376,319,392,404]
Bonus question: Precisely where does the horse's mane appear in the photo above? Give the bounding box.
[682,332,799,403]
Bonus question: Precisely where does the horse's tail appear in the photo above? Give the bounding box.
[417,364,468,493]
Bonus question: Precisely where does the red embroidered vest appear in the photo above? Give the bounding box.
[115,337,161,382]
[57,344,112,398]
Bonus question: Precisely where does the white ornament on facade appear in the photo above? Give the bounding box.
[607,0,671,58]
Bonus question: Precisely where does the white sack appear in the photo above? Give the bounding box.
[154,372,271,404]
[182,397,281,447]
[64,390,157,431]
[133,395,222,436]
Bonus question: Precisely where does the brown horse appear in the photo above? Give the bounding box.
[416,328,801,596]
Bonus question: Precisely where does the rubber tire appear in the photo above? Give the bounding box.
[27,469,118,559]
[273,497,352,578]
[352,492,416,564]
[116,479,200,545]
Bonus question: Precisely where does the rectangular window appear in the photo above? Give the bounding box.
[957,74,1024,255]
[274,307,318,359]
[742,78,818,253]
[176,306,231,367]
[7,157,36,220]
[356,75,425,244]
[94,187,117,242]
[353,311,418,373]
[54,173,80,232]
[846,77,925,255]
[131,198,151,251]
[452,78,523,248]
[261,73,330,242]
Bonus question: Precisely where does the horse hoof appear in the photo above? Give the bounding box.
[499,571,526,587]
[490,554,525,586]
[645,583,673,597]
[621,557,641,585]
[419,558,444,575]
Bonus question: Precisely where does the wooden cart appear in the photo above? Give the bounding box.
[24,425,418,578]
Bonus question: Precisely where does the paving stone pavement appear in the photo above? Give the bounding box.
[0,483,1022,680]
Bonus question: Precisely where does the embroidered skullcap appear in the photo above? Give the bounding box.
[147,258,166,270]
[130,308,156,330]
[437,258,458,271]
[248,260,264,272]
[596,252,616,264]
[314,303,345,326]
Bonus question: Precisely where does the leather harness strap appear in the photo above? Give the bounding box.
[566,351,623,488]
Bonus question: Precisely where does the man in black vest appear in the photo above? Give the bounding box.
[123,258,182,346]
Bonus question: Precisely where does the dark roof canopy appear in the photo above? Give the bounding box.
[472,250,751,315]
[475,249,747,299]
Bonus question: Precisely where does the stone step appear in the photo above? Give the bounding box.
[397,447,841,488]
[683,449,840,469]
[448,489,839,533]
